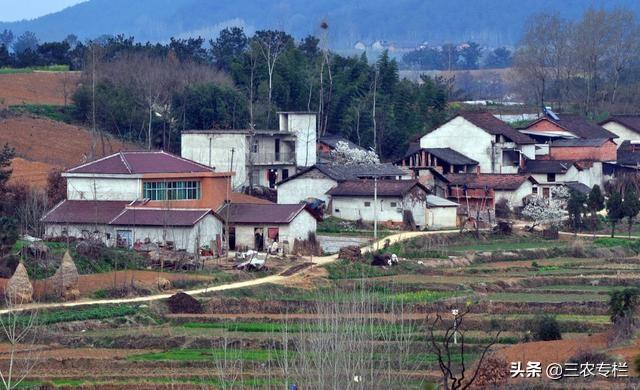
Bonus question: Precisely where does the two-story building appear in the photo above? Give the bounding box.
[413,111,536,174]
[181,112,317,190]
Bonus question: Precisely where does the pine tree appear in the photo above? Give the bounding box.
[622,188,640,238]
[587,185,605,231]
[606,191,625,238]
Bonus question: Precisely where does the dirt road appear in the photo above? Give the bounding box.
[0,230,460,314]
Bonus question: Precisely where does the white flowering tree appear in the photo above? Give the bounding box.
[329,141,380,165]
[522,193,566,230]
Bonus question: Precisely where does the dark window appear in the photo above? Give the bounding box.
[390,202,397,207]
[364,201,371,207]
[547,173,556,182]
[282,169,289,180]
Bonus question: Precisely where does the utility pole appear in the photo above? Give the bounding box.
[374,176,378,250]
[224,148,235,253]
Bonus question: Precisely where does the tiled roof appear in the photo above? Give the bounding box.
[217,203,315,224]
[617,140,640,166]
[550,138,609,147]
[41,200,129,224]
[521,160,572,174]
[110,208,212,227]
[229,192,273,205]
[527,114,617,139]
[318,134,365,151]
[565,182,591,195]
[445,173,535,190]
[327,179,428,197]
[458,111,536,144]
[278,163,404,185]
[599,115,640,134]
[425,148,478,165]
[66,151,214,175]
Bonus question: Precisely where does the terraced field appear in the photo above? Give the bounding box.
[1,232,639,388]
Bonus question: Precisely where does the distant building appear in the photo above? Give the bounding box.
[599,115,640,146]
[442,173,537,211]
[181,112,317,190]
[520,160,603,197]
[519,113,617,143]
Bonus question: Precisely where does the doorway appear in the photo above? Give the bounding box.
[116,230,133,248]
[254,228,264,251]
[275,139,281,161]
[268,169,278,188]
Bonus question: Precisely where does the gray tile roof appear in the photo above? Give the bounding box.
[278,163,404,185]
[521,160,572,174]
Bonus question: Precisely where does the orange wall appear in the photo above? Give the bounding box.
[549,141,617,161]
[142,173,232,210]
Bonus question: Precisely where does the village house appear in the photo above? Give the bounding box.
[276,163,405,205]
[520,160,603,198]
[396,143,479,186]
[42,150,316,254]
[414,111,536,174]
[599,115,640,146]
[545,138,617,162]
[442,173,537,214]
[316,133,366,163]
[616,140,640,169]
[216,203,319,251]
[181,112,317,190]
[326,179,457,229]
[519,112,617,144]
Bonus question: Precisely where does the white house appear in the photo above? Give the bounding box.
[599,115,640,146]
[425,195,459,229]
[327,179,436,229]
[416,112,536,174]
[521,160,603,197]
[276,163,405,205]
[181,112,317,190]
[216,203,319,252]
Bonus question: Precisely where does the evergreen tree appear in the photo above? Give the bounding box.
[622,188,640,238]
[567,189,587,233]
[606,191,625,238]
[587,184,605,230]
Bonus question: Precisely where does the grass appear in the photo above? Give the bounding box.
[128,348,288,362]
[15,304,141,326]
[0,65,70,74]
[594,237,640,251]
[484,292,609,303]
[19,377,282,388]
[9,104,76,123]
[534,284,616,292]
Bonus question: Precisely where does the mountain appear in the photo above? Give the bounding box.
[2,0,640,49]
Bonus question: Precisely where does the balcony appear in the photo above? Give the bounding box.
[247,151,296,165]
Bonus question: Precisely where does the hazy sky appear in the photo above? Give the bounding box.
[0,0,86,22]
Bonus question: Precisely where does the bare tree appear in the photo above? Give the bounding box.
[0,297,39,390]
[427,307,500,390]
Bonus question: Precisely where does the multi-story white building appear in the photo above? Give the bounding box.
[181,112,317,190]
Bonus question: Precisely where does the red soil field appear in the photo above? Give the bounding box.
[0,71,81,107]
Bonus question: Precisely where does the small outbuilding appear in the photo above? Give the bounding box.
[217,203,319,252]
[425,195,459,229]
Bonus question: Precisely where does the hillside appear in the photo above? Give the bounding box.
[1,116,141,188]
[0,71,81,107]
[1,0,639,48]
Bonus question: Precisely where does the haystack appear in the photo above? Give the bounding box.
[5,262,33,304]
[51,251,80,301]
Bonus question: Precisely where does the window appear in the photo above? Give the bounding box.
[143,181,201,200]
[282,169,289,180]
[547,173,556,182]
[364,201,371,207]
[532,186,538,195]
[390,202,397,207]
[252,140,259,153]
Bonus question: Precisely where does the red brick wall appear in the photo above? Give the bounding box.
[549,141,617,161]
[527,120,564,133]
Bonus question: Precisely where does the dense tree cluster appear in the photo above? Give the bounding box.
[514,8,640,114]
[402,42,512,70]
[49,29,448,159]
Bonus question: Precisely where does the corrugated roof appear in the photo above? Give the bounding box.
[278,163,404,185]
[217,203,313,224]
[550,138,609,147]
[458,111,536,144]
[526,114,617,139]
[110,208,212,227]
[599,115,640,134]
[41,200,130,224]
[445,173,535,190]
[67,151,214,175]
[426,195,459,207]
[327,179,428,197]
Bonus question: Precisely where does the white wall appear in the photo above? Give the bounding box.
[426,207,457,228]
[181,133,247,189]
[44,214,223,253]
[277,176,337,204]
[602,122,640,146]
[495,181,534,208]
[66,177,140,201]
[420,116,495,173]
[332,196,405,223]
[282,113,317,167]
[232,210,317,250]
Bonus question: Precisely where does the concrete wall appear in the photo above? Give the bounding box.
[181,133,247,189]
[67,177,140,201]
[530,163,603,190]
[44,214,223,253]
[602,121,640,146]
[426,207,457,228]
[233,210,317,251]
[495,181,534,208]
[276,172,337,204]
[280,113,317,167]
[332,196,405,222]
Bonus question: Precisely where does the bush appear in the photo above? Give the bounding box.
[568,350,614,365]
[529,315,562,341]
[495,198,511,219]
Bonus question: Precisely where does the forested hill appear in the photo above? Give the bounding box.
[2,0,639,48]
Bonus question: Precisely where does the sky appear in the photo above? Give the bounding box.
[0,0,86,22]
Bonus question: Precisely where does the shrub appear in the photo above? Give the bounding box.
[495,198,511,219]
[567,350,614,365]
[529,315,562,341]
